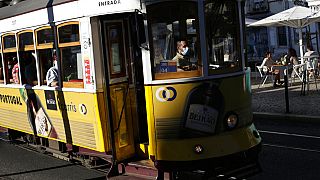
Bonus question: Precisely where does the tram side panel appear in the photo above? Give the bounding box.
[0,87,112,153]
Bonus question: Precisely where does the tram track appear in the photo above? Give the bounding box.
[258,129,320,153]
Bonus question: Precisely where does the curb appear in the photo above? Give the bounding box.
[253,112,320,124]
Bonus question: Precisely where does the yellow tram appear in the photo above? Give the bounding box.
[0,0,261,178]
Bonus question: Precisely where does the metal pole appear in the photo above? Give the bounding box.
[284,69,289,113]
[299,28,304,64]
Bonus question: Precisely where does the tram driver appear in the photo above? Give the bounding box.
[46,50,59,87]
[172,40,195,71]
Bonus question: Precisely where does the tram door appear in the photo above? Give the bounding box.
[102,18,136,161]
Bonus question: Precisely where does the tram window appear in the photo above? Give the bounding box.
[3,35,16,49]
[19,51,37,86]
[147,2,202,80]
[105,23,126,78]
[18,31,38,86]
[38,49,54,85]
[3,53,18,84]
[205,0,242,75]
[2,34,18,84]
[60,46,82,85]
[58,24,80,43]
[58,22,83,88]
[35,27,55,86]
[37,28,54,44]
[19,32,34,50]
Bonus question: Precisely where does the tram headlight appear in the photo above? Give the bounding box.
[225,113,238,129]
[194,144,204,154]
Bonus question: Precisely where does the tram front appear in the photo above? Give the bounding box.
[141,0,262,174]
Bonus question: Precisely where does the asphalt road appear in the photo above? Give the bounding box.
[249,118,320,180]
[0,139,106,180]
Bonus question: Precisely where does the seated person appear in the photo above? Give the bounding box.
[287,48,301,78]
[172,40,192,70]
[261,51,282,87]
[304,45,319,78]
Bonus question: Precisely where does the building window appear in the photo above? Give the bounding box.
[277,27,287,46]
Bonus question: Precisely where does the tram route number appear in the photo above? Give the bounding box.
[185,104,218,133]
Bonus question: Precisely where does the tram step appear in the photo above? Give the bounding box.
[123,160,170,179]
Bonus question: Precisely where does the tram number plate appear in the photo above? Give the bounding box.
[185,104,218,133]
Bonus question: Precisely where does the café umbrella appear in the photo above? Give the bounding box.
[249,6,319,63]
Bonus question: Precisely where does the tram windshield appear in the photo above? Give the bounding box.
[147,1,202,80]
[205,0,242,75]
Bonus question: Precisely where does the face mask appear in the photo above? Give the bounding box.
[53,61,58,68]
[182,47,189,55]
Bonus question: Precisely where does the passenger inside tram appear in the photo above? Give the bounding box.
[46,50,59,87]
[11,57,19,84]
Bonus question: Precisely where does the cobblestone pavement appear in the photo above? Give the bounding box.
[251,73,320,117]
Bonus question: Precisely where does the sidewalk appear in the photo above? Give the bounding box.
[251,72,320,122]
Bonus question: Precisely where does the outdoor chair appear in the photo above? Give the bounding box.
[306,58,318,91]
[290,63,304,85]
[256,65,273,88]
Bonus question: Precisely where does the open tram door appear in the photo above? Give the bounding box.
[100,13,148,166]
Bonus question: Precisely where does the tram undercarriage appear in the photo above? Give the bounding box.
[3,128,261,180]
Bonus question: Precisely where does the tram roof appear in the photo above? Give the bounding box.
[0,0,76,20]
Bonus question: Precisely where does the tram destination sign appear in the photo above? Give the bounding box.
[80,0,141,16]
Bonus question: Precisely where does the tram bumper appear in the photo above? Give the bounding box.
[154,123,262,174]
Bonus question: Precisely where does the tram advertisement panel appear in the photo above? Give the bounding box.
[151,75,251,136]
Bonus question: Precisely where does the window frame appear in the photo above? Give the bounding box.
[147,1,203,81]
[277,26,288,47]
[57,21,83,88]
[104,21,127,79]
[17,30,35,51]
[1,33,20,85]
[35,26,55,86]
[17,30,39,86]
[35,26,54,50]
[204,0,243,76]
[2,33,17,53]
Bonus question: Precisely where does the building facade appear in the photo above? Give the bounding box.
[246,0,320,64]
